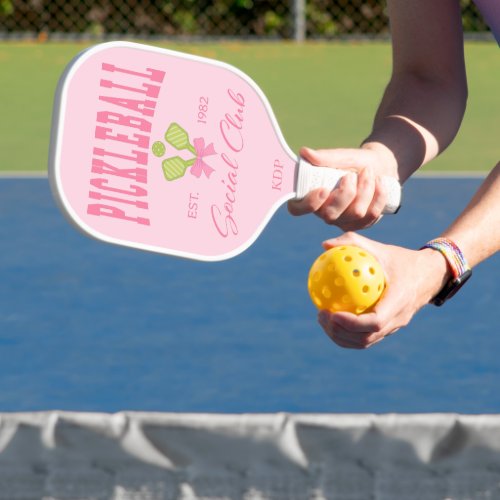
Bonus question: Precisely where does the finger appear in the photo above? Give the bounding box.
[330,168,379,231]
[330,311,384,335]
[332,297,402,340]
[321,324,366,349]
[346,167,376,220]
[330,336,365,349]
[322,231,369,250]
[342,176,387,231]
[290,147,368,221]
[288,188,330,216]
[369,175,387,215]
[331,316,392,348]
[327,326,383,349]
[316,172,357,224]
[319,311,374,349]
[319,308,395,349]
[300,147,370,170]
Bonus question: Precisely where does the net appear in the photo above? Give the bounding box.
[1,412,500,499]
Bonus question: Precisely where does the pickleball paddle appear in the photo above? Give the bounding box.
[49,41,401,261]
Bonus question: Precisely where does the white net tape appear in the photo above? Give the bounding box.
[0,412,500,499]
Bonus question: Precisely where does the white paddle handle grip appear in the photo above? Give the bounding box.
[295,159,401,214]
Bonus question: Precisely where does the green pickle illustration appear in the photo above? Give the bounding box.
[162,157,195,181]
[165,123,196,155]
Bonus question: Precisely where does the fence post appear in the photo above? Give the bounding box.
[293,0,306,42]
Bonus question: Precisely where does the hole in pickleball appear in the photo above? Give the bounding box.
[369,267,375,275]
[362,285,369,293]
[344,256,352,262]
[334,277,344,287]
[313,294,322,307]
[322,286,332,299]
[359,251,367,257]
[352,269,360,277]
[313,271,321,282]
[378,284,382,291]
[342,295,351,304]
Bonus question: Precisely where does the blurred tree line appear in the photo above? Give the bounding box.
[0,0,490,38]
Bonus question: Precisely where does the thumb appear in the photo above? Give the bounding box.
[300,147,366,170]
[322,231,371,250]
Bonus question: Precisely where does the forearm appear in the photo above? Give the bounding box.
[413,163,500,307]
[363,73,467,182]
[441,162,500,267]
[361,0,467,183]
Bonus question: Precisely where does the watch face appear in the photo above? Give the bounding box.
[432,269,472,306]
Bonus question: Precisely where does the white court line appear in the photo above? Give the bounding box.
[0,171,48,178]
[0,170,489,179]
[414,170,487,178]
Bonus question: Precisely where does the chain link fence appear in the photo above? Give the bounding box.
[0,0,491,40]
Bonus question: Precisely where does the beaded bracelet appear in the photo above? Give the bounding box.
[420,237,472,306]
[421,238,470,278]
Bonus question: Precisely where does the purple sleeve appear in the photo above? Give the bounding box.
[473,0,500,44]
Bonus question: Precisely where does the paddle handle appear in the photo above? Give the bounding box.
[295,158,401,214]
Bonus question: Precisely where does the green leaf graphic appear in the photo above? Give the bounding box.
[165,123,196,155]
[162,156,195,181]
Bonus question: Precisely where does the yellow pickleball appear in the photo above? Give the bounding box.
[308,245,385,314]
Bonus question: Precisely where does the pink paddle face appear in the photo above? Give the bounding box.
[50,42,297,261]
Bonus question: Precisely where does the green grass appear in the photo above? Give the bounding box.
[0,41,497,172]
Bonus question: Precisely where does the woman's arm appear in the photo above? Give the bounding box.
[441,162,500,267]
[288,0,468,227]
[318,163,500,349]
[364,0,468,181]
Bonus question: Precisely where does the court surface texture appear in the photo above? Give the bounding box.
[0,175,498,414]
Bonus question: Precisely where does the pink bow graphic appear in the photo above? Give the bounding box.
[191,137,216,178]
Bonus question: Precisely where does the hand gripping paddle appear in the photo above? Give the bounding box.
[49,41,401,261]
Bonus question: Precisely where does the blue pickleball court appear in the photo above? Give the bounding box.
[0,175,498,413]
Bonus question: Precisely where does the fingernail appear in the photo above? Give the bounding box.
[300,146,314,157]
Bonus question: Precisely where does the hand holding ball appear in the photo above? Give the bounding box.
[308,245,385,314]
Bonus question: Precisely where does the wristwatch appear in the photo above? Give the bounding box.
[421,238,472,306]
